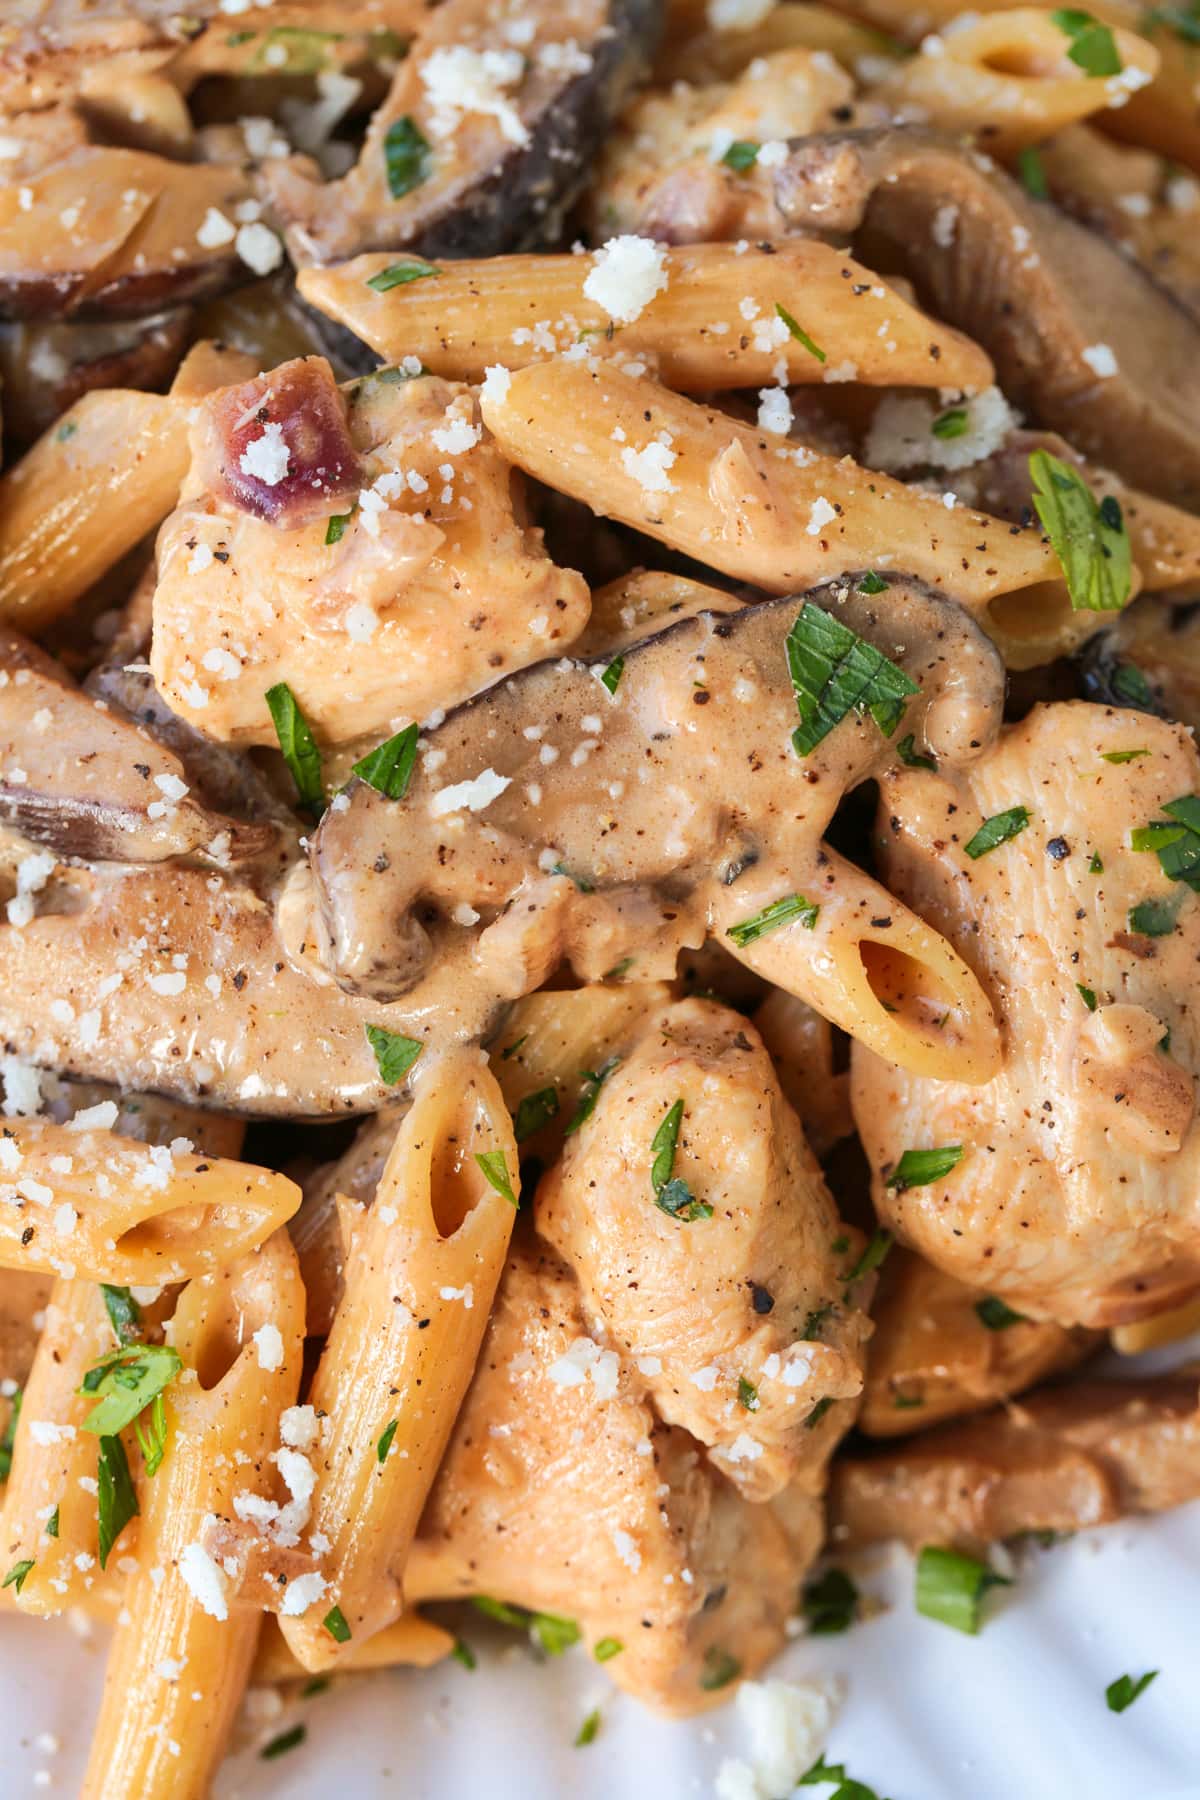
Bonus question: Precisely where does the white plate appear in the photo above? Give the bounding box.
[7,1496,1200,1799]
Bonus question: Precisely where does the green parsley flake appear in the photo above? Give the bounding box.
[366,258,440,293]
[1017,145,1049,199]
[79,1343,182,1440]
[0,1388,20,1481]
[599,655,624,696]
[325,511,353,545]
[805,1396,834,1430]
[97,1435,139,1568]
[265,682,324,813]
[1131,793,1200,889]
[931,406,968,440]
[1030,450,1132,612]
[1106,1669,1158,1713]
[513,1086,559,1141]
[1050,8,1123,74]
[974,1296,1026,1330]
[801,1566,859,1635]
[365,1024,423,1084]
[915,1545,1012,1634]
[323,1605,352,1643]
[722,139,760,171]
[857,571,888,595]
[1101,748,1149,764]
[896,733,936,770]
[451,1638,476,1670]
[474,1149,518,1207]
[1129,894,1182,937]
[964,806,1030,859]
[650,1100,711,1222]
[1076,983,1098,1011]
[351,724,419,799]
[575,1709,602,1748]
[594,1636,623,1661]
[887,1146,963,1191]
[775,304,826,363]
[3,1559,33,1594]
[699,1646,742,1690]
[737,1376,760,1412]
[786,602,918,756]
[727,893,820,948]
[377,1419,398,1463]
[261,1724,307,1760]
[45,1505,59,1539]
[383,116,433,198]
[565,1058,619,1135]
[101,1284,141,1345]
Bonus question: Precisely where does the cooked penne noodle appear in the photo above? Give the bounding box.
[1110,1295,1200,1355]
[868,10,1158,153]
[480,358,1060,609]
[574,570,743,657]
[657,0,904,83]
[299,241,994,394]
[0,1118,300,1284]
[0,1278,125,1616]
[753,988,853,1155]
[81,1231,304,1800]
[0,341,257,631]
[253,1612,454,1683]
[279,1050,518,1671]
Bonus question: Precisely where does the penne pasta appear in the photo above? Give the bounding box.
[299,240,995,394]
[0,1118,300,1285]
[253,1612,454,1683]
[753,987,853,1155]
[657,0,905,84]
[279,1050,518,1671]
[868,10,1159,153]
[1110,1294,1200,1355]
[479,357,1060,611]
[574,570,743,657]
[81,1231,304,1800]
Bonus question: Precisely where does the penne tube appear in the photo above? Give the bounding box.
[1110,1295,1200,1355]
[299,240,994,395]
[279,1050,519,1672]
[711,847,1001,1085]
[0,341,257,632]
[0,1118,300,1285]
[81,1231,304,1800]
[868,10,1158,153]
[0,1278,126,1617]
[480,358,1060,610]
[574,570,743,657]
[657,1,905,83]
[253,1612,454,1683]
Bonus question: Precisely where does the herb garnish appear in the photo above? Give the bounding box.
[351,724,419,799]
[1050,8,1123,75]
[699,1646,741,1690]
[1105,1669,1158,1712]
[383,116,433,198]
[1129,894,1182,937]
[97,1435,138,1568]
[737,1376,760,1412]
[3,1559,33,1594]
[365,1024,424,1085]
[802,1566,859,1635]
[1018,145,1049,199]
[857,571,888,595]
[474,1150,518,1208]
[887,1146,963,1191]
[786,603,918,756]
[366,258,440,292]
[1131,793,1200,890]
[722,140,760,171]
[325,511,353,545]
[932,406,968,440]
[575,1709,602,1747]
[1076,983,1098,1011]
[451,1638,476,1670]
[974,1296,1026,1330]
[471,1596,580,1655]
[377,1419,398,1463]
[1100,747,1148,764]
[0,1389,20,1481]
[599,656,624,696]
[727,893,820,947]
[775,305,826,362]
[265,682,324,813]
[896,733,936,770]
[842,1229,893,1287]
[916,1546,1012,1633]
[1030,450,1132,612]
[594,1636,623,1661]
[514,1086,559,1142]
[261,1724,307,1759]
[964,806,1030,859]
[565,1058,619,1134]
[650,1100,711,1222]
[45,1505,59,1539]
[323,1604,352,1643]
[101,1285,141,1345]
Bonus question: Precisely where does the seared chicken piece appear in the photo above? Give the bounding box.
[861,1248,1096,1438]
[408,1235,821,1714]
[537,999,871,1500]
[150,356,589,745]
[831,1373,1200,1554]
[854,701,1200,1327]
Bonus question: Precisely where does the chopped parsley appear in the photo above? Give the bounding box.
[775,304,826,363]
[915,1546,1012,1633]
[474,1149,518,1207]
[365,1024,424,1084]
[351,724,419,800]
[887,1146,963,1191]
[786,602,918,756]
[1112,662,1152,707]
[3,1559,33,1594]
[1050,8,1123,75]
[513,1086,559,1141]
[737,1376,760,1412]
[376,1419,398,1462]
[594,1637,624,1661]
[1030,450,1132,612]
[101,1285,141,1345]
[1017,145,1049,200]
[261,1724,307,1760]
[322,1604,352,1643]
[79,1343,182,1442]
[565,1058,619,1135]
[802,1302,835,1340]
[575,1709,602,1747]
[974,1296,1026,1330]
[801,1566,859,1635]
[1089,851,1104,873]
[1131,793,1200,889]
[265,682,324,813]
[0,1388,20,1481]
[599,655,624,696]
[931,406,968,440]
[383,115,433,199]
[1105,1669,1158,1712]
[650,1100,711,1222]
[1144,3,1200,42]
[1076,983,1098,1011]
[805,1397,834,1430]
[722,139,760,171]
[964,806,1030,859]
[896,733,936,770]
[97,1435,138,1568]
[451,1637,476,1670]
[857,571,888,595]
[1128,894,1182,937]
[471,1596,580,1655]
[1100,747,1149,764]
[56,420,78,443]
[842,1228,893,1286]
[727,893,820,947]
[699,1646,741,1690]
[45,1505,59,1539]
[366,258,440,292]
[325,510,353,545]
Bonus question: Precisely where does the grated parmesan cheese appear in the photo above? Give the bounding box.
[429,768,511,816]
[583,235,669,325]
[239,422,290,487]
[421,45,528,146]
[178,1542,229,1621]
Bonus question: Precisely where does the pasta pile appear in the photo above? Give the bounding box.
[1,0,1200,1789]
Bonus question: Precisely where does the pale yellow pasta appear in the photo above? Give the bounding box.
[754,988,853,1155]
[299,240,994,394]
[81,1230,305,1800]
[479,358,1060,610]
[1110,1295,1200,1354]
[0,1118,300,1285]
[573,570,743,657]
[658,0,905,84]
[0,340,256,631]
[868,10,1158,153]
[0,1278,125,1616]
[279,1050,519,1672]
[253,1613,454,1683]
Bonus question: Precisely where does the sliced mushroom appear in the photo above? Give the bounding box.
[854,701,1200,1328]
[0,309,191,449]
[860,1248,1097,1438]
[262,0,664,265]
[830,1373,1200,1554]
[309,578,1004,1082]
[775,128,1200,506]
[0,625,278,866]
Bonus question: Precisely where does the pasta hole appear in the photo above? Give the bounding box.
[859,941,959,1038]
[986,580,1070,650]
[429,1118,486,1240]
[114,1202,216,1262]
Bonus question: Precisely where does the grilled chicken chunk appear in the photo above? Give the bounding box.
[408,1235,821,1714]
[854,701,1200,1327]
[537,998,871,1500]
